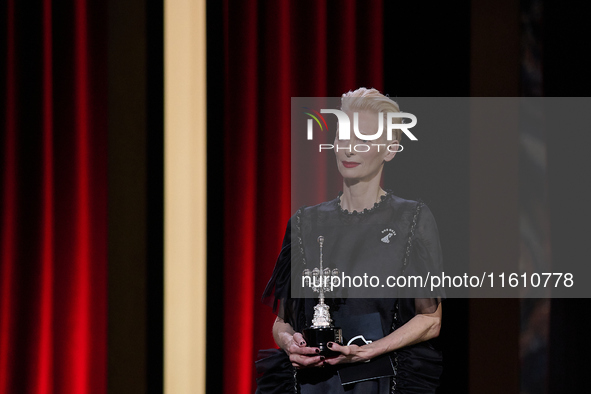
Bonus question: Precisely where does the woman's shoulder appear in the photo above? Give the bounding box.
[383,193,431,219]
[387,193,421,209]
[291,196,340,218]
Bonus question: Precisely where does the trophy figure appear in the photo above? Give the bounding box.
[302,236,343,356]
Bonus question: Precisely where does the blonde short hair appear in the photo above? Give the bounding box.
[341,87,402,142]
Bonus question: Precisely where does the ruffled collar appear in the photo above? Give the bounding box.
[336,189,391,215]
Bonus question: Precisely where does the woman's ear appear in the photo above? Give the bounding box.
[383,140,400,162]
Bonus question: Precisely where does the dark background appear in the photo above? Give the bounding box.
[2,0,591,393]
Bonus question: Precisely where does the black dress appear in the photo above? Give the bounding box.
[257,193,443,394]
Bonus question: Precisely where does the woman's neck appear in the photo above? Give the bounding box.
[340,178,386,212]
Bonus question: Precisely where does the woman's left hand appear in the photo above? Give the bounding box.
[323,303,443,366]
[322,342,374,365]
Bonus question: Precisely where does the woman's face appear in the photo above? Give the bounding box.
[334,110,398,182]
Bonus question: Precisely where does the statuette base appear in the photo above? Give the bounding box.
[303,326,343,357]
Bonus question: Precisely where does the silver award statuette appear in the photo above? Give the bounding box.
[302,236,343,356]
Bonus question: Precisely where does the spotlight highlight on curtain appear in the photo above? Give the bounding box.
[0,1,107,393]
[222,1,384,392]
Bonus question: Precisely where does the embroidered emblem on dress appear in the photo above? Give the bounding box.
[381,228,396,243]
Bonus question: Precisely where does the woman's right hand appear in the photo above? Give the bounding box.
[285,332,325,369]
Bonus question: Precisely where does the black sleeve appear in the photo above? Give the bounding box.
[400,203,444,319]
[261,217,306,331]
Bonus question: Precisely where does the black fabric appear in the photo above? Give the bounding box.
[262,216,307,332]
[255,349,296,394]
[259,193,443,393]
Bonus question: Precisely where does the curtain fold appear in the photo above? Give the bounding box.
[0,1,107,393]
[222,1,384,392]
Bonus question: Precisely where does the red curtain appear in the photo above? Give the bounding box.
[0,1,107,393]
[222,1,384,392]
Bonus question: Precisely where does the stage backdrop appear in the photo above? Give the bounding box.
[0,1,107,393]
[221,1,384,392]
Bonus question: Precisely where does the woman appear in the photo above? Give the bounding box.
[257,88,443,393]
